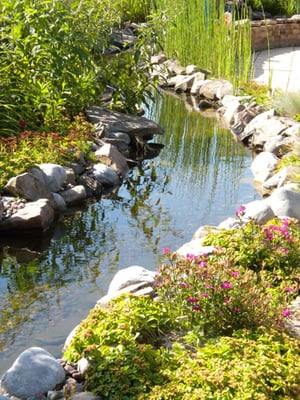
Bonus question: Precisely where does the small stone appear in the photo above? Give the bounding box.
[71,372,84,382]
[47,391,64,400]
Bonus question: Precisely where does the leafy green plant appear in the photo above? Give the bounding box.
[112,0,152,23]
[63,216,300,398]
[144,328,300,399]
[0,0,158,135]
[237,80,272,105]
[64,294,300,399]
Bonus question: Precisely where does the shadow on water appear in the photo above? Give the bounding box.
[0,91,259,374]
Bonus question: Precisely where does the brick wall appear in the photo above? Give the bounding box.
[251,17,300,51]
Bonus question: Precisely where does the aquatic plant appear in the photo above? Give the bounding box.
[151,0,252,86]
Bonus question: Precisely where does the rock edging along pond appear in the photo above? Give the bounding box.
[1,57,300,397]
[0,107,164,233]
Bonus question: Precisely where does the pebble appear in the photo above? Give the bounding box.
[1,197,26,220]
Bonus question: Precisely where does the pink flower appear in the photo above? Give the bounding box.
[178,282,190,288]
[162,247,171,255]
[205,284,216,290]
[186,253,196,260]
[192,305,202,311]
[187,297,199,303]
[199,260,208,267]
[220,282,232,289]
[230,270,239,278]
[200,292,208,298]
[284,287,295,292]
[282,307,292,318]
[235,205,246,217]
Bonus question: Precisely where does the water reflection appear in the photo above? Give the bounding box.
[0,91,259,374]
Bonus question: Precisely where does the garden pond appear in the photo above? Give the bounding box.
[0,91,260,375]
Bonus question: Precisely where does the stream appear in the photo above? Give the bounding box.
[0,91,260,375]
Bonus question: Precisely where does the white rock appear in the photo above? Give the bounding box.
[266,187,300,220]
[0,347,65,399]
[242,199,275,224]
[185,64,199,74]
[4,172,51,201]
[251,152,279,182]
[218,217,241,229]
[262,166,300,190]
[95,143,129,178]
[107,266,155,295]
[222,98,244,124]
[92,163,120,187]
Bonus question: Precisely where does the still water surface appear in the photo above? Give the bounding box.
[0,92,260,374]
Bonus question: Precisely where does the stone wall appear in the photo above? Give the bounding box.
[251,17,300,51]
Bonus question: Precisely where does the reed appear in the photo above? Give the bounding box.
[151,0,252,86]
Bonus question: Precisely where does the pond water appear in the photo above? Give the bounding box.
[0,91,260,375]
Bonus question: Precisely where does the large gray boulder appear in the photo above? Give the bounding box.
[108,266,156,295]
[4,172,52,201]
[85,106,164,138]
[262,166,300,190]
[242,199,275,224]
[0,347,65,399]
[37,163,67,192]
[0,199,54,232]
[174,72,205,93]
[267,187,300,220]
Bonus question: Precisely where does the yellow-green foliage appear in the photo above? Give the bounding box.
[64,295,300,399]
[0,116,95,190]
[64,218,300,399]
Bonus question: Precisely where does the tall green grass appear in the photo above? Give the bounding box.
[152,0,252,86]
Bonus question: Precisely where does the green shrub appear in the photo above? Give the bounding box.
[63,217,300,399]
[64,294,300,399]
[144,328,300,399]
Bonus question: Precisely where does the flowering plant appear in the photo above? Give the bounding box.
[156,216,300,337]
[155,249,295,337]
